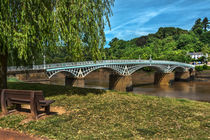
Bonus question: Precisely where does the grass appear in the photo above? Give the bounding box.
[0,82,210,140]
[7,77,22,82]
[195,65,210,71]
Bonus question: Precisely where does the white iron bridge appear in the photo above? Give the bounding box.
[8,60,195,79]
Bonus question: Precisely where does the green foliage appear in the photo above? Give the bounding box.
[177,33,196,50]
[200,31,210,44]
[155,27,188,39]
[203,64,208,70]
[195,66,204,71]
[192,18,203,35]
[0,82,210,139]
[202,17,209,32]
[0,0,115,63]
[195,65,210,71]
[0,0,115,88]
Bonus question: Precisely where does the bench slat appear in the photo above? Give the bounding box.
[9,98,55,106]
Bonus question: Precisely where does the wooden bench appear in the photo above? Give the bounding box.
[1,89,55,119]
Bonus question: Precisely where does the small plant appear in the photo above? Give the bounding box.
[195,66,203,71]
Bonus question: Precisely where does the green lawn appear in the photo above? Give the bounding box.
[7,77,22,82]
[0,82,210,140]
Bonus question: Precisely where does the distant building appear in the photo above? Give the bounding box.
[188,52,208,60]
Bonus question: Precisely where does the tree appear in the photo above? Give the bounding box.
[200,31,210,44]
[135,36,148,46]
[155,27,188,39]
[192,18,203,35]
[202,17,209,32]
[0,0,114,89]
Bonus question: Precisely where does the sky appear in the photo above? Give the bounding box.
[105,0,210,47]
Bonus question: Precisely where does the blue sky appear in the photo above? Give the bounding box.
[105,0,210,47]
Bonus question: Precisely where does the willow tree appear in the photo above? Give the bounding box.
[0,0,114,89]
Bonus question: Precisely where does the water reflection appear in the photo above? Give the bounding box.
[84,70,210,102]
[84,80,210,102]
[132,82,210,102]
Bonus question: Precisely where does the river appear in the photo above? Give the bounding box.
[84,69,210,102]
[84,81,210,102]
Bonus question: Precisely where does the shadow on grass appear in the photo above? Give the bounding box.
[7,82,105,97]
[176,98,190,103]
[136,128,157,136]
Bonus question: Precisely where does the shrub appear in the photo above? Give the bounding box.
[203,65,208,70]
[195,66,203,71]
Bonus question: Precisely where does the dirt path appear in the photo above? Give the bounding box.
[0,129,48,140]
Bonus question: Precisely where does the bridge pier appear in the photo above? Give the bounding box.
[65,76,85,88]
[109,74,133,92]
[154,72,174,86]
[175,72,190,81]
[175,71,195,81]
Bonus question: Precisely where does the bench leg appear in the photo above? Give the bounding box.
[30,103,38,119]
[1,100,8,115]
[45,106,50,115]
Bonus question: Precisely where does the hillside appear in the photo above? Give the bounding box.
[105,18,210,62]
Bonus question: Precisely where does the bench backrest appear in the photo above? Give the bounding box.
[1,89,45,101]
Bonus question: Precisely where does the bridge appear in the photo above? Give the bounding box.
[8,60,195,91]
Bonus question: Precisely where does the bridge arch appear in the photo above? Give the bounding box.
[129,65,164,75]
[172,66,188,72]
[47,65,125,79]
[48,70,76,79]
[83,66,122,78]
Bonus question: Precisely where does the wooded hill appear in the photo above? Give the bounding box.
[105,17,210,63]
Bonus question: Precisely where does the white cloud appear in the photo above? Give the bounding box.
[105,9,165,34]
[105,0,209,42]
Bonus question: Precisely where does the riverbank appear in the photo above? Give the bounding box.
[0,82,210,139]
[195,70,210,81]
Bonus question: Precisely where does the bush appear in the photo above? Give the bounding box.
[201,65,210,70]
[203,65,208,70]
[195,66,203,71]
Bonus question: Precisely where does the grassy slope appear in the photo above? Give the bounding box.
[0,82,210,140]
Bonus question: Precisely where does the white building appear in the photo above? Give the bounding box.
[188,52,208,60]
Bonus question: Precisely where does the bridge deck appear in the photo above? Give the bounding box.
[8,60,195,72]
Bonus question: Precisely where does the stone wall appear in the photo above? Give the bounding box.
[8,70,48,81]
[195,70,210,81]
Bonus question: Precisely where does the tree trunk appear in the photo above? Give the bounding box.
[0,49,8,89]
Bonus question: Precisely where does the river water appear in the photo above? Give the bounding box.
[84,80,210,102]
[83,70,210,102]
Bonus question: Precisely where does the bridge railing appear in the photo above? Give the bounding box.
[7,60,194,72]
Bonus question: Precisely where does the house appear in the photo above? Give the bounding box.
[188,52,208,60]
